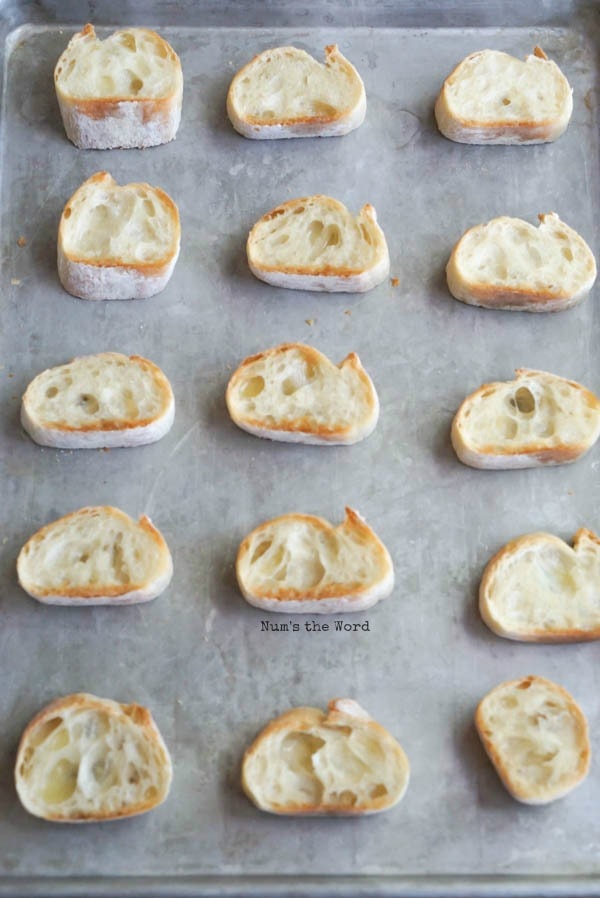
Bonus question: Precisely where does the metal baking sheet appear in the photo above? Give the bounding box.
[1,1,599,895]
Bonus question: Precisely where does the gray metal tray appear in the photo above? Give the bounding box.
[1,1,599,896]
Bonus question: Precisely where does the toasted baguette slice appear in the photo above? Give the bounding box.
[475,676,590,804]
[227,44,365,139]
[447,213,597,311]
[17,507,173,606]
[21,353,174,449]
[247,196,389,292]
[55,24,183,149]
[242,698,409,815]
[226,344,378,445]
[236,508,394,614]
[480,529,600,642]
[58,172,180,301]
[15,693,172,821]
[435,47,572,144]
[452,369,600,469]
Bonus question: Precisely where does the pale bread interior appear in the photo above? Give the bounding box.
[55,26,181,100]
[456,370,600,454]
[451,214,596,298]
[17,507,169,599]
[248,196,387,275]
[229,45,363,122]
[237,509,392,600]
[443,49,571,124]
[243,699,409,813]
[476,677,589,803]
[16,695,171,820]
[61,173,179,266]
[482,531,600,639]
[23,353,172,430]
[227,345,377,439]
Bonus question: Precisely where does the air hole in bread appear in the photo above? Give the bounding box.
[281,377,301,396]
[274,233,289,246]
[293,207,305,215]
[29,717,63,749]
[43,758,78,804]
[502,97,511,105]
[311,100,337,117]
[330,789,357,807]
[309,220,324,244]
[370,783,388,799]
[143,199,156,218]
[513,387,536,414]
[128,73,144,94]
[262,110,275,119]
[80,553,89,563]
[78,393,99,415]
[360,224,372,245]
[145,785,158,799]
[517,678,533,690]
[261,544,285,576]
[562,247,574,262]
[250,540,272,564]
[64,207,72,220]
[324,224,341,247]
[45,386,58,398]
[119,32,137,51]
[240,376,265,399]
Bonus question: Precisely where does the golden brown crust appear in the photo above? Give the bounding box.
[480,529,600,642]
[226,343,376,441]
[236,507,390,602]
[28,354,173,434]
[242,701,407,815]
[228,44,358,129]
[475,676,591,802]
[15,693,170,821]
[54,25,182,106]
[451,369,600,467]
[58,173,181,272]
[19,507,169,599]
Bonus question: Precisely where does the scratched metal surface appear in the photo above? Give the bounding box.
[0,2,599,896]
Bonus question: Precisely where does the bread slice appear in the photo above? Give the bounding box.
[21,352,174,449]
[58,172,180,301]
[451,369,600,469]
[55,24,183,149]
[17,507,173,605]
[15,693,172,821]
[226,343,378,445]
[236,507,394,614]
[435,47,573,144]
[227,44,365,139]
[247,196,389,292]
[475,676,590,804]
[480,529,600,642]
[242,698,409,815]
[447,213,597,312]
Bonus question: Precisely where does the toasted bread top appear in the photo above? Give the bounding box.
[236,507,393,602]
[475,676,590,804]
[59,172,180,270]
[480,529,600,642]
[447,213,597,305]
[438,47,572,128]
[452,369,600,465]
[55,24,182,103]
[22,352,174,434]
[17,506,172,600]
[226,343,379,442]
[247,196,388,278]
[242,698,409,814]
[15,693,172,821]
[227,44,364,127]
